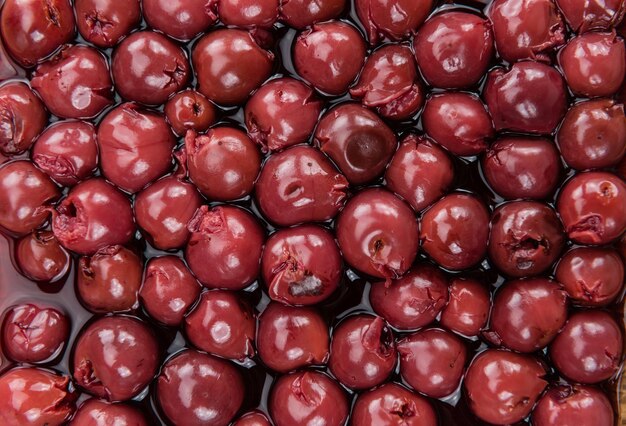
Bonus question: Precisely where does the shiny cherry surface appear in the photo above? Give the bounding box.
[532,385,615,426]
[74,0,141,48]
[0,82,48,155]
[355,0,434,44]
[69,399,148,426]
[15,230,70,282]
[143,0,217,41]
[164,90,216,136]
[440,278,490,337]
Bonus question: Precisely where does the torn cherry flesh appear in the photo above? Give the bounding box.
[0,81,48,156]
[74,0,141,48]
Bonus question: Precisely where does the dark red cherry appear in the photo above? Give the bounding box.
[464,350,547,425]
[315,103,397,185]
[77,245,142,314]
[2,303,70,363]
[414,11,494,89]
[69,399,148,426]
[257,302,329,373]
[74,0,141,48]
[293,22,366,95]
[255,146,348,227]
[232,411,272,426]
[0,82,47,156]
[369,263,449,330]
[355,0,434,44]
[72,316,159,402]
[329,315,396,390]
[0,368,76,425]
[532,385,614,426]
[279,0,346,29]
[218,0,279,28]
[556,0,626,32]
[420,193,490,270]
[487,0,566,62]
[186,205,264,290]
[157,350,244,426]
[555,247,625,306]
[440,278,490,337]
[0,0,75,67]
[185,128,261,201]
[269,371,349,426]
[398,328,467,398]
[164,90,217,136]
[15,231,69,282]
[0,160,59,236]
[550,310,623,384]
[97,103,175,193]
[488,201,565,277]
[139,256,201,327]
[52,179,134,255]
[184,290,256,361]
[32,120,99,186]
[557,171,626,245]
[245,77,322,151]
[193,29,274,105]
[31,45,113,119]
[484,61,568,134]
[262,225,342,305]
[143,0,218,41]
[350,45,424,120]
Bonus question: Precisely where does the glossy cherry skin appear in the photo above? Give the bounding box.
[369,263,449,330]
[143,0,217,41]
[486,278,568,353]
[464,350,547,425]
[420,193,490,270]
[74,0,141,48]
[72,316,159,402]
[423,93,494,156]
[32,120,99,186]
[355,0,434,44]
[97,103,175,193]
[139,256,201,326]
[52,179,134,255]
[255,146,348,227]
[385,134,454,212]
[294,22,366,95]
[15,231,69,282]
[2,303,70,363]
[77,245,142,314]
[414,12,494,89]
[69,399,148,426]
[487,0,566,62]
[0,160,59,236]
[262,225,342,305]
[112,31,190,106]
[329,315,397,390]
[559,32,626,97]
[232,411,272,426]
[186,205,264,290]
[315,104,396,185]
[184,290,256,361]
[269,371,349,426]
[484,61,568,134]
[557,99,626,170]
[279,0,346,29]
[556,0,626,32]
[555,247,624,306]
[0,82,48,156]
[257,302,329,372]
[185,128,261,201]
[245,78,322,151]
[488,201,565,277]
[337,189,418,279]
[482,137,562,199]
[134,173,202,250]
[350,45,424,120]
[557,171,626,245]
[550,311,623,384]
[0,0,75,67]
[157,350,244,426]
[0,37,25,81]
[0,368,76,425]
[398,328,467,398]
[218,0,279,28]
[164,90,216,136]
[193,29,274,105]
[31,45,113,119]
[440,278,490,337]
[351,383,438,426]
[532,385,614,426]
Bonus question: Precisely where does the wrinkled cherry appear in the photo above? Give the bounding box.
[74,0,141,48]
[355,0,434,44]
[556,0,626,32]
[0,82,47,156]
[440,278,490,337]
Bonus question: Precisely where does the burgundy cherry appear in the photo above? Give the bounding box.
[532,385,614,426]
[164,90,217,136]
[556,0,626,32]
[70,399,148,426]
[440,278,490,337]
[232,411,272,426]
[143,0,217,41]
[218,0,279,28]
[0,82,48,156]
[279,0,346,29]
[74,0,141,48]
[355,0,434,44]
[15,231,70,282]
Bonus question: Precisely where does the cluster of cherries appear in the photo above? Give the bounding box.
[0,0,625,425]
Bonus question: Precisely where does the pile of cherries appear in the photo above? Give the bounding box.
[0,0,625,424]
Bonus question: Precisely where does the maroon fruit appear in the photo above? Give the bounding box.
[440,278,490,337]
[164,90,217,136]
[143,0,217,40]
[74,0,141,48]
[355,0,434,44]
[0,82,47,156]
[70,399,148,426]
[218,0,279,28]
[15,231,70,282]
[279,0,346,29]
[532,385,614,426]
